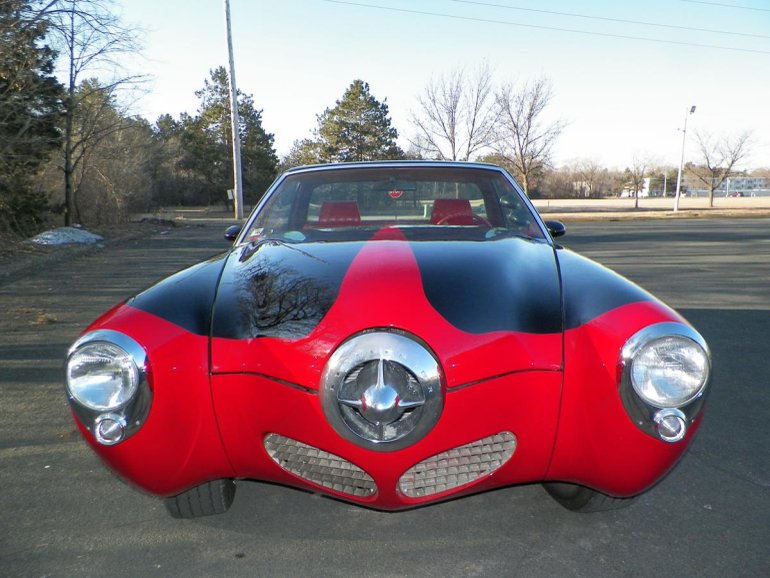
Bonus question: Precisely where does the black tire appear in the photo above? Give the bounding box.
[543,482,637,513]
[164,479,236,518]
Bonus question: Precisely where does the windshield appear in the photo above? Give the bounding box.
[242,165,545,243]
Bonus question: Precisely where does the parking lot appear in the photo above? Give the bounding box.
[1,217,768,577]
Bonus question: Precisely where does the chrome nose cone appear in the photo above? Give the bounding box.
[338,359,425,426]
[321,331,443,451]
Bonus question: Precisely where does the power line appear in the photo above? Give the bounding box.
[680,0,770,13]
[319,0,770,55]
[447,0,770,40]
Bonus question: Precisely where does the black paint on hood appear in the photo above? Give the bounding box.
[128,253,228,335]
[409,237,563,334]
[128,233,656,340]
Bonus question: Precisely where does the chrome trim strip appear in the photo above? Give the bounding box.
[446,367,561,392]
[212,371,316,394]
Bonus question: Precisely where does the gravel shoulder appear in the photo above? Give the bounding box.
[0,212,235,287]
[0,221,169,286]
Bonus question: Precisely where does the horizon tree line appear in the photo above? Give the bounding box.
[1,0,759,236]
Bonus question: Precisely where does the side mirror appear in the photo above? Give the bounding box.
[545,220,566,238]
[224,224,242,242]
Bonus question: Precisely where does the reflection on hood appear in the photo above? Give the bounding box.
[213,240,362,339]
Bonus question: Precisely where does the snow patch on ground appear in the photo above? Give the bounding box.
[29,227,104,246]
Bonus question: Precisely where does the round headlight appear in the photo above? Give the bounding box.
[66,338,141,411]
[629,334,709,408]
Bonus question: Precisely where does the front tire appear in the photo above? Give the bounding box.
[164,479,236,518]
[543,482,637,513]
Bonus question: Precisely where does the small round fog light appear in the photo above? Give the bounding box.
[654,409,687,443]
[94,414,126,446]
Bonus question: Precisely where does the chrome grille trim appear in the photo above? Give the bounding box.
[264,434,377,497]
[398,432,517,498]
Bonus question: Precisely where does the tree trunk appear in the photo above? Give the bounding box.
[64,94,74,226]
[63,6,76,227]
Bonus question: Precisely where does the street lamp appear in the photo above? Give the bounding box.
[674,105,696,212]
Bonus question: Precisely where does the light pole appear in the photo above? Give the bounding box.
[224,0,244,220]
[674,105,696,212]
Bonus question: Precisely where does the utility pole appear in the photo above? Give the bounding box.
[224,0,244,220]
[674,105,696,212]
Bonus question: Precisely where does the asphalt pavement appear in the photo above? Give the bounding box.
[1,217,768,577]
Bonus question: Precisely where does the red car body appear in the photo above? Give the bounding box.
[66,162,710,515]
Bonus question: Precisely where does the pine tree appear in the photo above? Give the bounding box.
[315,80,404,162]
[180,66,277,205]
[0,0,64,234]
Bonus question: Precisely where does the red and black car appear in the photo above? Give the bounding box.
[65,161,711,517]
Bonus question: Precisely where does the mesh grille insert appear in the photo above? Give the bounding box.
[264,434,377,497]
[398,432,517,498]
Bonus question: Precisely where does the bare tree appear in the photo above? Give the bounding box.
[575,158,603,198]
[626,155,649,209]
[691,130,752,207]
[410,62,498,161]
[540,165,577,198]
[41,0,143,225]
[494,77,564,195]
[67,79,141,222]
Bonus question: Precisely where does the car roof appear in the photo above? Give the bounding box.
[281,160,509,176]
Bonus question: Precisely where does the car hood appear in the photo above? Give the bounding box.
[208,230,564,386]
[211,233,563,341]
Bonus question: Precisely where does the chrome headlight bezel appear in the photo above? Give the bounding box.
[65,329,152,445]
[619,322,711,442]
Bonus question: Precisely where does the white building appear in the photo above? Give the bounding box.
[620,177,651,198]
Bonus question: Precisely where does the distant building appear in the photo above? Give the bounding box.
[684,175,770,197]
[717,176,769,196]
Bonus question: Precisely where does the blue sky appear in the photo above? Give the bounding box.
[113,0,770,169]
